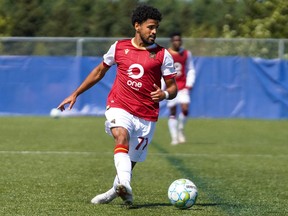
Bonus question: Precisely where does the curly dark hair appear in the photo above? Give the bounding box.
[170,32,182,39]
[131,5,162,26]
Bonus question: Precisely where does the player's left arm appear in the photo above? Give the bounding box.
[185,50,196,90]
[150,49,178,102]
[151,78,177,102]
[164,77,178,100]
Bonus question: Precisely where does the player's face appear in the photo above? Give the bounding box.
[137,19,159,45]
[171,36,182,51]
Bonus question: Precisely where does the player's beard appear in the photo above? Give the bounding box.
[140,33,156,45]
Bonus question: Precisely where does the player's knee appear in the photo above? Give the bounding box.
[182,110,189,116]
[170,110,176,116]
[113,133,129,146]
[111,127,129,145]
[169,107,176,116]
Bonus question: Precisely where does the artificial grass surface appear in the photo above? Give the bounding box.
[0,117,287,215]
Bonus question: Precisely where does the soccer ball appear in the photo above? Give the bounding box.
[168,178,198,209]
[50,108,61,118]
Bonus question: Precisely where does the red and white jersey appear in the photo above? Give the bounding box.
[168,48,196,90]
[103,39,176,122]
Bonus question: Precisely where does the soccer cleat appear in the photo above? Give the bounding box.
[91,187,117,204]
[178,130,186,143]
[116,183,133,205]
[171,139,179,145]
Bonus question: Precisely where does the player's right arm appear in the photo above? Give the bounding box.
[185,51,196,89]
[57,62,110,111]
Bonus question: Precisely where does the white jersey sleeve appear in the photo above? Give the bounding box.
[161,49,176,78]
[103,41,117,66]
[185,50,196,88]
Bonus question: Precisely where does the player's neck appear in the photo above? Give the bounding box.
[169,47,179,53]
[132,37,155,50]
[169,47,183,53]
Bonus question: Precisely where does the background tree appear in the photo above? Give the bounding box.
[222,0,288,38]
[0,0,287,38]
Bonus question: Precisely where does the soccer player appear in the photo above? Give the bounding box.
[57,5,177,205]
[167,32,196,145]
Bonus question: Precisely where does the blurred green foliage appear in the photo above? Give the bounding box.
[0,0,287,38]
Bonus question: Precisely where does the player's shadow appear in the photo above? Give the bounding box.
[125,202,220,209]
[124,203,171,209]
[196,203,220,207]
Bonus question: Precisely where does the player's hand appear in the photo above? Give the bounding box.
[150,84,165,102]
[57,94,77,111]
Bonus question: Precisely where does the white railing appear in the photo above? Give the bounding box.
[0,37,287,59]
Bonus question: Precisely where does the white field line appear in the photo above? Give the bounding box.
[0,150,286,158]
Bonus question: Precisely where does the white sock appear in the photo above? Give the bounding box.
[112,175,120,189]
[168,116,178,140]
[178,112,187,131]
[114,153,132,185]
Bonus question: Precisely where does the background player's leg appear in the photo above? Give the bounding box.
[168,106,178,145]
[178,103,189,143]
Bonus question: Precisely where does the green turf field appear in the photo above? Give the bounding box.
[0,117,287,216]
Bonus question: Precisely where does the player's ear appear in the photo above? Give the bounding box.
[135,22,140,32]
